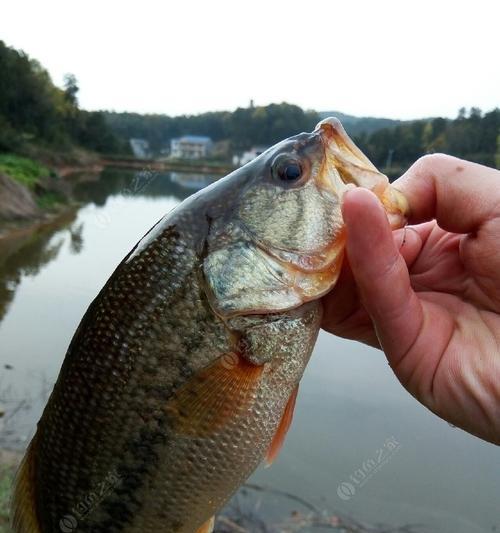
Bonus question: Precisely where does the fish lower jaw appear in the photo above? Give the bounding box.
[211,262,342,319]
[288,258,344,303]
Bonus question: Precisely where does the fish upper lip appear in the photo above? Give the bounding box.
[316,117,380,177]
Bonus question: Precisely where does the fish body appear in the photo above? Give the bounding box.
[12,118,407,533]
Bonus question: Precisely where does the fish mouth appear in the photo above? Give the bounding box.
[316,117,409,229]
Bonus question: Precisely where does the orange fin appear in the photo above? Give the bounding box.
[11,437,41,533]
[265,384,299,467]
[165,353,263,437]
[196,516,215,533]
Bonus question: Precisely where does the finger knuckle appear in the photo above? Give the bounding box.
[415,153,464,177]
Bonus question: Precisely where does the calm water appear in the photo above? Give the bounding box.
[0,168,498,532]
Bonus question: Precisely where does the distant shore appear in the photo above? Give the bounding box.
[101,156,235,176]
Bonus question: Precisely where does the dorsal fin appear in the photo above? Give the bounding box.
[11,436,41,533]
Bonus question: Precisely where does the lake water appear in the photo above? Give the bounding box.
[0,168,498,532]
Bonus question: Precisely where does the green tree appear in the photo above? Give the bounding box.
[0,41,126,154]
[63,73,79,106]
[355,107,499,172]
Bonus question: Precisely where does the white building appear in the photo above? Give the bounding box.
[170,135,213,159]
[234,146,268,167]
[129,138,151,159]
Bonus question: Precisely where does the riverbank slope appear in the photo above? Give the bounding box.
[0,153,102,240]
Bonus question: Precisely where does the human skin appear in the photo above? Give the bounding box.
[322,154,500,445]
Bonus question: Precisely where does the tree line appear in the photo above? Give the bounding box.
[0,40,126,155]
[103,103,319,154]
[355,107,500,173]
[105,106,499,171]
[0,40,498,170]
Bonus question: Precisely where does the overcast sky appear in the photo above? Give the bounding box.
[1,0,499,119]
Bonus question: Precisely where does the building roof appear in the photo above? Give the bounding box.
[176,135,212,144]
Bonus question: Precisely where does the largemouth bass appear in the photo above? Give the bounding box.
[12,118,407,533]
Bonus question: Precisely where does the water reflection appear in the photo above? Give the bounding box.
[71,167,218,206]
[0,210,78,321]
[170,171,220,190]
[69,223,84,254]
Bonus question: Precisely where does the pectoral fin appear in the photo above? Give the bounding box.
[165,353,263,437]
[196,516,215,533]
[265,384,299,466]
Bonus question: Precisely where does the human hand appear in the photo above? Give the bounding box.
[323,154,500,445]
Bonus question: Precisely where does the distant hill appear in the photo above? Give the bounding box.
[318,111,404,137]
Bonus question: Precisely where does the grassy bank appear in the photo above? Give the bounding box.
[0,155,51,189]
[0,154,72,222]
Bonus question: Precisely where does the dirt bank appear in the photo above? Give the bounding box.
[0,174,39,221]
[0,172,70,241]
[0,167,98,241]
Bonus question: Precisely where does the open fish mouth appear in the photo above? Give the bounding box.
[316,117,409,229]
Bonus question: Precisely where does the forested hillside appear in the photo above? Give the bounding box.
[103,107,403,154]
[0,40,126,155]
[355,107,500,173]
[318,111,403,136]
[104,104,320,154]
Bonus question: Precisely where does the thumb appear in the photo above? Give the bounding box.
[342,188,424,364]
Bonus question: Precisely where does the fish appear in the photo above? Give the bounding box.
[11,117,408,533]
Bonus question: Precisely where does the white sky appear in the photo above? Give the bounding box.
[1,0,499,119]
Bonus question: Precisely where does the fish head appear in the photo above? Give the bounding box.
[204,117,408,317]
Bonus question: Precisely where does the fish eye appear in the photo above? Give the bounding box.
[272,156,303,182]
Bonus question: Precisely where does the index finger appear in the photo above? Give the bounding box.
[393,154,500,234]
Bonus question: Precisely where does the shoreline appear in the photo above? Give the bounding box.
[55,163,104,178]
[101,157,234,175]
[0,161,104,243]
[0,204,80,243]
